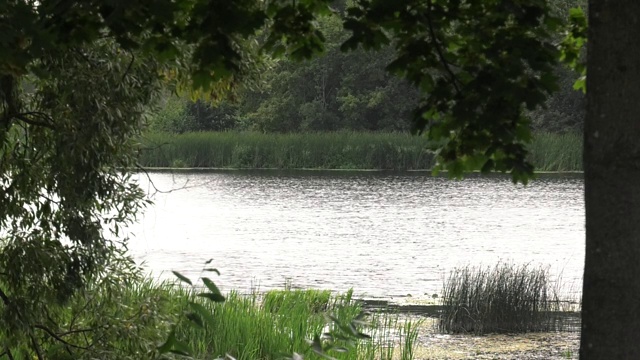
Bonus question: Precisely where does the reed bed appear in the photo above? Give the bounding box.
[138,131,583,172]
[526,132,582,172]
[439,263,565,335]
[138,131,437,170]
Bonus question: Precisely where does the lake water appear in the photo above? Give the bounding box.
[129,170,584,300]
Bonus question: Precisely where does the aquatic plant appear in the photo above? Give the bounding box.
[439,263,565,334]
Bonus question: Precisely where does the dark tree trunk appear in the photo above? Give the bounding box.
[581,2,640,358]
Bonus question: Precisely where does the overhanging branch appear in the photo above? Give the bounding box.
[14,112,56,130]
[34,325,89,350]
[425,0,463,98]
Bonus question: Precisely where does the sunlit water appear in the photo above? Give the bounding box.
[128,170,584,300]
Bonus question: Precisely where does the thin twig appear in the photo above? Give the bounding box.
[121,50,135,83]
[69,291,96,331]
[137,141,171,152]
[135,163,192,196]
[29,333,44,360]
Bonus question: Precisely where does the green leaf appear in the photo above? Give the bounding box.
[169,337,192,356]
[158,328,177,354]
[573,76,586,93]
[198,292,226,302]
[202,277,223,295]
[309,334,324,355]
[569,7,586,21]
[204,268,221,275]
[186,312,204,328]
[481,159,495,174]
[189,301,217,327]
[172,270,193,286]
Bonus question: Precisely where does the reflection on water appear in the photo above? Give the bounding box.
[128,170,584,300]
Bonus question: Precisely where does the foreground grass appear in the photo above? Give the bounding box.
[138,131,583,172]
[10,277,419,360]
[170,286,420,360]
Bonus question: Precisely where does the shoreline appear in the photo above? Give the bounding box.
[136,167,585,175]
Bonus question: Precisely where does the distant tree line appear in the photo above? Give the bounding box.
[147,0,586,135]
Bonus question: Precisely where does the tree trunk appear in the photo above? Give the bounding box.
[581,2,640,358]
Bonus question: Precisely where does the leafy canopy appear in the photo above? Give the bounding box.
[343,0,563,183]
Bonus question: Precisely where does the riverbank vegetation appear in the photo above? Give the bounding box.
[1,260,580,360]
[3,271,420,360]
[138,131,583,172]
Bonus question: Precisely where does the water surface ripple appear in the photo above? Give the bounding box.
[130,171,584,300]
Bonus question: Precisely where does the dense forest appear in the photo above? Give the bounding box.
[146,0,586,135]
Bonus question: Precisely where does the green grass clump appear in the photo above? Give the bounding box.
[262,288,332,314]
[439,263,563,335]
[138,130,583,172]
[171,286,419,360]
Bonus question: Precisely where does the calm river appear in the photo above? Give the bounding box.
[129,170,584,300]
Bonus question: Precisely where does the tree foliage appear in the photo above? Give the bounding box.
[242,10,421,133]
[0,41,157,353]
[147,1,585,136]
[341,0,564,183]
[0,0,333,356]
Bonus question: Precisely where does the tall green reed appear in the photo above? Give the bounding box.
[439,263,565,335]
[527,132,582,171]
[138,131,437,170]
[138,131,583,172]
[166,285,419,360]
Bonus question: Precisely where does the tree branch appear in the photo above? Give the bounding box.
[0,287,10,306]
[2,347,15,360]
[29,333,44,360]
[58,327,97,337]
[34,325,89,350]
[13,113,56,130]
[425,0,463,98]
